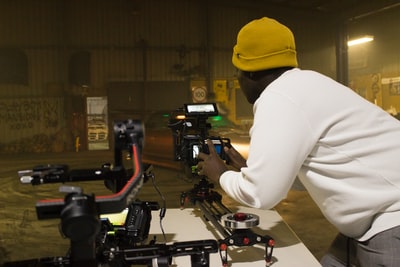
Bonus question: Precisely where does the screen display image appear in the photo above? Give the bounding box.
[184,103,218,116]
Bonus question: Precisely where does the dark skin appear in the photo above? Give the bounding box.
[197,67,293,184]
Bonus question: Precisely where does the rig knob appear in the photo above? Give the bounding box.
[221,212,259,229]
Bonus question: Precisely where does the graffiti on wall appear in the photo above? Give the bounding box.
[0,98,61,130]
[0,98,64,153]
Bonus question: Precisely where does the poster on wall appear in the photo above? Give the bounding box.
[87,96,109,150]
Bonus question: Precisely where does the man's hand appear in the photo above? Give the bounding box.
[196,139,228,183]
[224,145,247,171]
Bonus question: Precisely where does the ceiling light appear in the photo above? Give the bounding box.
[347,36,374,47]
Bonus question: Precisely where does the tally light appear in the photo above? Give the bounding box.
[347,35,374,47]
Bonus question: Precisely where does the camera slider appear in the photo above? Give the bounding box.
[103,239,218,267]
[181,177,275,266]
[3,239,218,267]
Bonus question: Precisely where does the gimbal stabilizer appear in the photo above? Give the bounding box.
[5,120,218,267]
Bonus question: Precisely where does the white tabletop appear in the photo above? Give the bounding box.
[145,206,322,267]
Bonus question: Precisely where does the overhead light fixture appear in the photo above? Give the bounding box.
[347,35,374,47]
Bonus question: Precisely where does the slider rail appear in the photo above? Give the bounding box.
[181,177,275,266]
[3,239,219,267]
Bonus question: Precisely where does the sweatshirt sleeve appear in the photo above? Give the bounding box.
[219,89,316,209]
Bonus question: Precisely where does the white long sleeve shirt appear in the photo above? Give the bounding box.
[220,68,400,241]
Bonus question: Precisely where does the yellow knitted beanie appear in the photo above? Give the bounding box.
[232,17,298,72]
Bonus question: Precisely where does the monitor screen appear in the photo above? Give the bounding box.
[184,103,218,116]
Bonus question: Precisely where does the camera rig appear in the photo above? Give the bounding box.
[170,103,275,266]
[168,103,231,176]
[4,119,218,267]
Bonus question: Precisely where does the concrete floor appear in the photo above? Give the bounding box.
[0,150,337,264]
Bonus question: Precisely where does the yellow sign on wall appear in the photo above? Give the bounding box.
[213,79,228,104]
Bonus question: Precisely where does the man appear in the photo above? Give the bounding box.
[196,17,400,266]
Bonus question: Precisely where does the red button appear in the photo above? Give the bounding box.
[268,239,275,247]
[233,212,248,221]
[220,243,228,250]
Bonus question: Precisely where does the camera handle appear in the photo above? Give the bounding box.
[59,186,100,267]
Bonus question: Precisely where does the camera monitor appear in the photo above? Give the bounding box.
[184,103,218,117]
[191,139,223,159]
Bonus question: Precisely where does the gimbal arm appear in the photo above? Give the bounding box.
[34,120,145,220]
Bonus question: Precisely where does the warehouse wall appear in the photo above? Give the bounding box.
[0,0,337,96]
[346,6,400,111]
[0,0,398,151]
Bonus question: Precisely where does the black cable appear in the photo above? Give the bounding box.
[150,173,167,242]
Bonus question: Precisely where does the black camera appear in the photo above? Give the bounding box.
[186,136,229,162]
[169,103,230,172]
